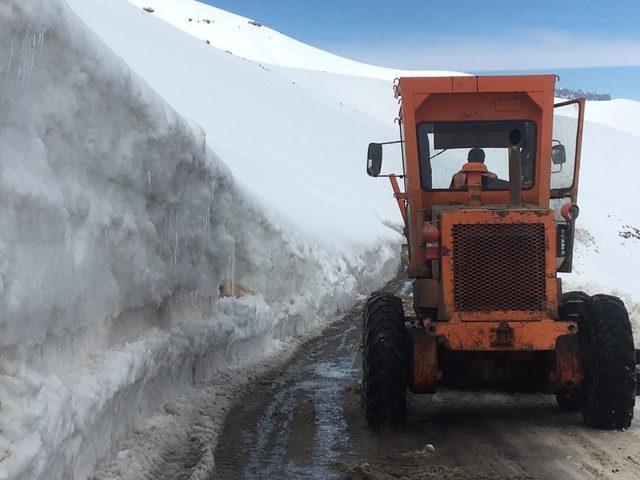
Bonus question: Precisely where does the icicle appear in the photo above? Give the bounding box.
[174,207,180,266]
[5,41,15,83]
[230,241,236,296]
[27,30,36,82]
[11,28,46,93]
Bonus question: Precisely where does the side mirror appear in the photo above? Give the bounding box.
[552,143,567,165]
[367,143,383,177]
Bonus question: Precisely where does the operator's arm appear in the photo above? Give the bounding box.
[450,172,466,189]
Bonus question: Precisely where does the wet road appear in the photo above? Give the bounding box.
[214,277,640,480]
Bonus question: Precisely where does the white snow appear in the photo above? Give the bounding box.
[584,98,640,137]
[0,0,639,478]
[65,0,412,250]
[0,1,400,478]
[568,118,640,301]
[124,0,463,80]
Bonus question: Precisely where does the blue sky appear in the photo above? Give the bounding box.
[199,0,640,99]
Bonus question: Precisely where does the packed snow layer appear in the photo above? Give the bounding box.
[123,0,464,80]
[0,1,400,479]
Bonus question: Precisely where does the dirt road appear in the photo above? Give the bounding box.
[214,276,640,480]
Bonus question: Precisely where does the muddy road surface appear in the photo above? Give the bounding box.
[214,276,640,480]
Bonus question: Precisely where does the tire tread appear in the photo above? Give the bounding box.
[362,291,407,428]
[582,294,636,429]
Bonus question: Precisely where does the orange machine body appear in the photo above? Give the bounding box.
[388,75,585,392]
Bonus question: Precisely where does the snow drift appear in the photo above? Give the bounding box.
[0,1,399,478]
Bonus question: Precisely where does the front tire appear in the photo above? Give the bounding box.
[582,295,636,429]
[362,291,407,428]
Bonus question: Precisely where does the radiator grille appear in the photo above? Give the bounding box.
[452,223,547,312]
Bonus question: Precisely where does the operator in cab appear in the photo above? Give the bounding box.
[450,148,499,190]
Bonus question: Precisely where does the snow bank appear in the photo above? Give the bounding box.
[0,1,400,478]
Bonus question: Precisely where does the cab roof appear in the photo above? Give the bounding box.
[395,75,556,98]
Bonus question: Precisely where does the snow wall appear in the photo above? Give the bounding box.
[0,1,400,478]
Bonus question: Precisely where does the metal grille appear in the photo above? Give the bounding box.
[452,223,547,312]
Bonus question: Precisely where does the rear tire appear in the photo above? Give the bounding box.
[362,291,407,428]
[581,295,636,429]
[556,291,590,411]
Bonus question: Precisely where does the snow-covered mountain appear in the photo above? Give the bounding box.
[1,0,639,479]
[66,0,418,249]
[125,0,463,79]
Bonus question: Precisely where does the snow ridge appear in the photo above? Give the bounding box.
[125,0,463,80]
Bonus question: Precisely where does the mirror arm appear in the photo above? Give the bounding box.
[389,174,407,224]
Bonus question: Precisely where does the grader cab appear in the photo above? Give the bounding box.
[364,75,636,430]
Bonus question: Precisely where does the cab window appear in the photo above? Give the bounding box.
[416,120,537,191]
[551,102,580,190]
